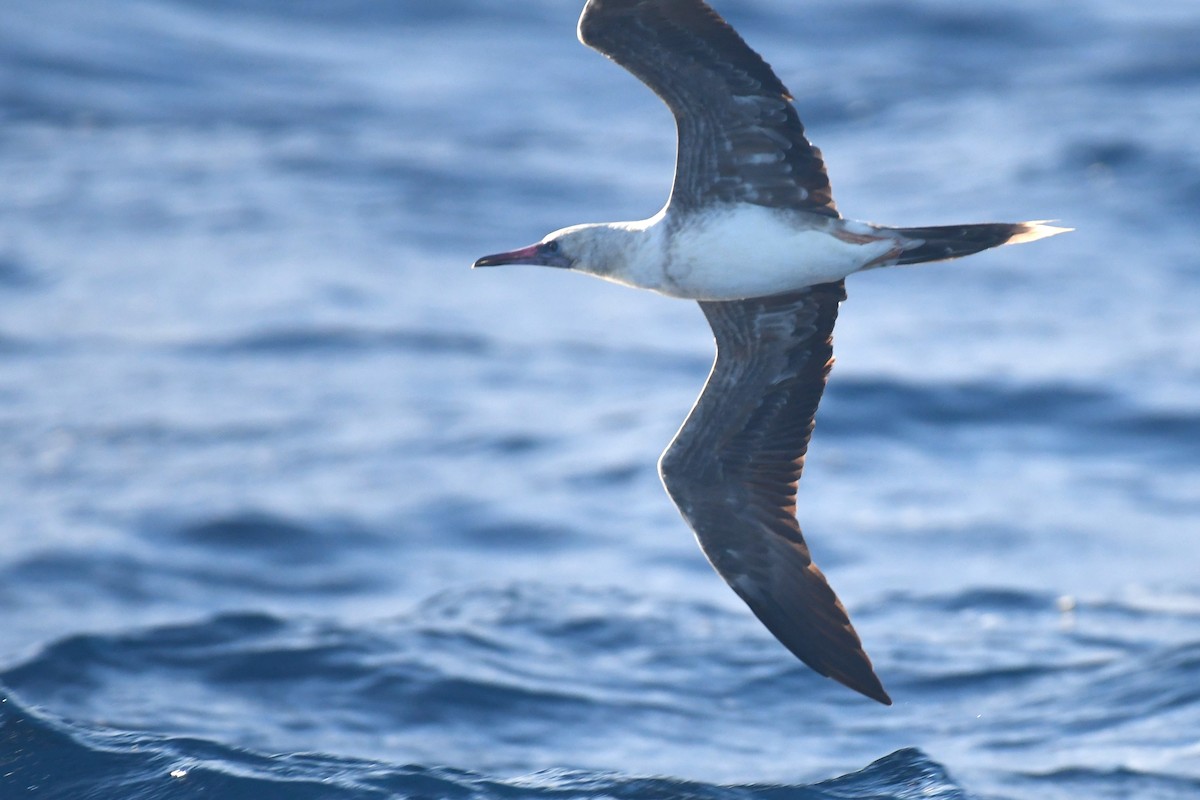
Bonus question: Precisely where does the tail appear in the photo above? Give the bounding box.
[887,221,1071,266]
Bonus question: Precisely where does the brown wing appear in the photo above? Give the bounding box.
[578,0,839,216]
[657,283,890,704]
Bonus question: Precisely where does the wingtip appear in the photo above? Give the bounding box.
[829,665,892,705]
[867,682,894,706]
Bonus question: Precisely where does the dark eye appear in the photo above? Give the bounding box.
[542,240,560,254]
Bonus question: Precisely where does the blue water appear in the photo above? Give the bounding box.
[2,1,1199,798]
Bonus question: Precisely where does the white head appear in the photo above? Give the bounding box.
[473,222,637,281]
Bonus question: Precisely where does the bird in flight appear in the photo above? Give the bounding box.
[474,0,1067,705]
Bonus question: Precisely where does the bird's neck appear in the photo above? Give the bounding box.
[573,211,670,292]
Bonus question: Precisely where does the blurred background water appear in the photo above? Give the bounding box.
[1,1,1198,798]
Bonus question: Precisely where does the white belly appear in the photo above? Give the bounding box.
[629,207,896,301]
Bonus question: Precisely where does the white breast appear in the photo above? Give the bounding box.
[630,207,896,301]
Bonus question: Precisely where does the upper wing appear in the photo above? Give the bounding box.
[578,0,838,216]
[658,282,890,704]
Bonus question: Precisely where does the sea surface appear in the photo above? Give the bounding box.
[2,1,1199,798]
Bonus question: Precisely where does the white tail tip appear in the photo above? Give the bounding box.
[1008,221,1073,245]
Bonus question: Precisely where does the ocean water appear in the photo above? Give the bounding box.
[2,1,1199,798]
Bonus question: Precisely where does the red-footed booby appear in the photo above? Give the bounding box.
[474,0,1068,705]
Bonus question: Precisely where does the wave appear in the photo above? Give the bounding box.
[0,687,971,800]
[3,582,1198,797]
[1015,765,1200,800]
[183,326,491,357]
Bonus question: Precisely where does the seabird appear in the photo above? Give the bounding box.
[474,0,1067,705]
